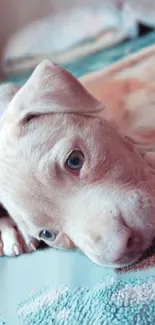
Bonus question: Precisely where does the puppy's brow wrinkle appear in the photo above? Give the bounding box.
[23,113,41,124]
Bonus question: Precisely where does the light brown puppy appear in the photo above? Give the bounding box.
[0,60,155,268]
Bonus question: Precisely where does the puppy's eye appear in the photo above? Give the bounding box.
[39,230,57,241]
[66,150,84,171]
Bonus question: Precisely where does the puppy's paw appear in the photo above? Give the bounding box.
[0,217,39,257]
[0,216,22,256]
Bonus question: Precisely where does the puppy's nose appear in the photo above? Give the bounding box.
[108,227,138,263]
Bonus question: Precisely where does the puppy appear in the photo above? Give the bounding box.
[0,60,155,268]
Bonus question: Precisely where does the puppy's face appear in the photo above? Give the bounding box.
[1,61,155,268]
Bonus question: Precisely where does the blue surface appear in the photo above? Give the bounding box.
[1,247,155,324]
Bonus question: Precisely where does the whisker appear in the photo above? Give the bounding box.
[143,204,155,209]
[119,179,155,193]
[145,224,153,229]
[141,197,152,202]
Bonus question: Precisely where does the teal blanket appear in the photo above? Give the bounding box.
[6,32,155,83]
[1,248,155,325]
[17,276,155,325]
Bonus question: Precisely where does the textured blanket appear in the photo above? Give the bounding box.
[1,44,155,325]
[1,272,155,325]
[15,276,155,324]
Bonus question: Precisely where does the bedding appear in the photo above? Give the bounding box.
[4,31,155,85]
[1,36,155,325]
[4,2,137,77]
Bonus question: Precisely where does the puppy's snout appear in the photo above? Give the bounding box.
[87,225,141,266]
[111,228,141,264]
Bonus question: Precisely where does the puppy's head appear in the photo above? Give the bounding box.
[0,60,155,268]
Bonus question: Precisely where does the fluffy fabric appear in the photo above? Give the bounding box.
[2,275,155,324]
[16,275,155,324]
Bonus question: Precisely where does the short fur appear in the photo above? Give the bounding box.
[0,60,155,268]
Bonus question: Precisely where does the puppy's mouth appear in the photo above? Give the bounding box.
[139,238,155,261]
[114,255,142,269]
[116,238,155,270]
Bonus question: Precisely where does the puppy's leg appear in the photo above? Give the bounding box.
[0,216,39,257]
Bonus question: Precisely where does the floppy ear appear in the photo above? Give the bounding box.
[5,60,104,124]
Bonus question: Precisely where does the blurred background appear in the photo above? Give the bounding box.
[0,0,155,83]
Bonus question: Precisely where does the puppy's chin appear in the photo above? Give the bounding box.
[88,255,141,269]
[81,247,144,269]
[94,239,155,269]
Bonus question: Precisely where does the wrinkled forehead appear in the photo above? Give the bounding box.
[19,113,122,150]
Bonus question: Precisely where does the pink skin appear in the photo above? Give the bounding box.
[0,61,155,268]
